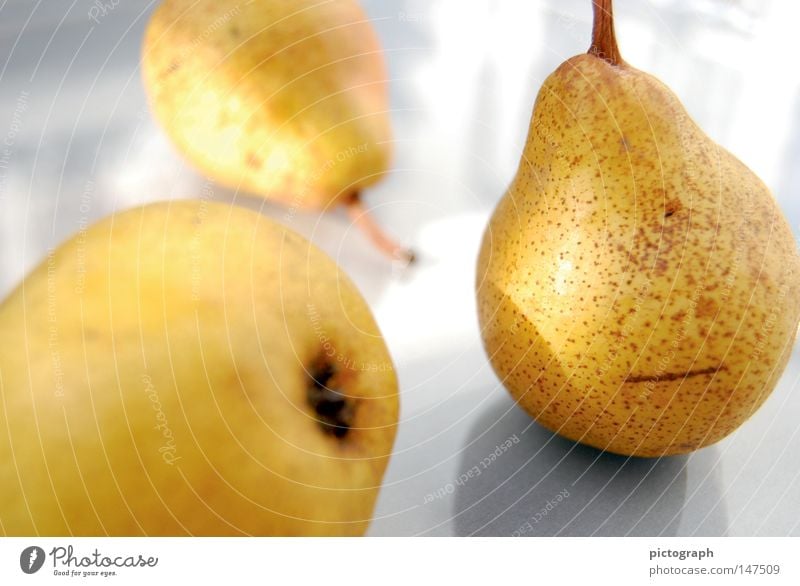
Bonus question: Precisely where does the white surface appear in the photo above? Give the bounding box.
[1,0,799,536]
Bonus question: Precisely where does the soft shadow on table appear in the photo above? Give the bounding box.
[454,394,728,536]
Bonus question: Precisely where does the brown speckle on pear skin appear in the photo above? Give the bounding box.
[245,152,262,170]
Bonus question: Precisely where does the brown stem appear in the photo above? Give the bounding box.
[343,193,416,264]
[588,0,623,66]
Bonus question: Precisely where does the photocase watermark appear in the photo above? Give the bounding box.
[423,434,520,504]
[397,11,425,23]
[189,179,215,302]
[554,9,585,47]
[88,0,121,24]
[0,90,30,202]
[284,143,370,223]
[46,544,158,578]
[719,190,754,304]
[750,274,791,365]
[46,249,65,398]
[163,2,246,69]
[142,375,181,465]
[73,180,95,296]
[594,275,652,386]
[20,546,46,575]
[511,488,570,536]
[306,302,394,373]
[638,285,702,401]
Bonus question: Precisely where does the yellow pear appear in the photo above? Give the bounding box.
[476,0,800,457]
[142,0,411,261]
[0,201,398,535]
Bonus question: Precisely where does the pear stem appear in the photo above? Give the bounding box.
[343,193,416,264]
[588,0,623,65]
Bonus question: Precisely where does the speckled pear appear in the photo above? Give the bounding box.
[476,0,800,456]
[142,0,411,261]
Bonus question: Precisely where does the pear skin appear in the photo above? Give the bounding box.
[0,201,398,535]
[141,0,391,210]
[477,0,800,457]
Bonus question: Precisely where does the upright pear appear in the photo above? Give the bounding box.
[0,201,398,535]
[477,0,800,456]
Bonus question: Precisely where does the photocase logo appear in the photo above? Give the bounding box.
[20,546,46,574]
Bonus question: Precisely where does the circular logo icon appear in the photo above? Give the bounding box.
[20,546,46,574]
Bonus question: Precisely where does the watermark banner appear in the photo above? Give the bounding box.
[0,537,797,584]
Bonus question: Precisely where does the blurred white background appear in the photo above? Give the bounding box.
[1,0,799,536]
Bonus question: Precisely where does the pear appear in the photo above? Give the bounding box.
[476,0,800,457]
[142,0,412,261]
[0,201,398,535]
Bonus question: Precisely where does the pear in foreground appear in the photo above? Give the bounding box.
[0,201,398,535]
[477,0,800,457]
